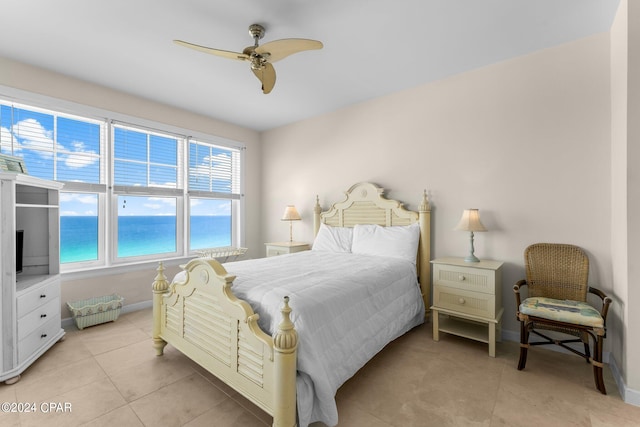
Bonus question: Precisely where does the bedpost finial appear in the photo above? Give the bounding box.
[152,261,170,292]
[314,195,322,214]
[273,296,298,352]
[420,189,430,212]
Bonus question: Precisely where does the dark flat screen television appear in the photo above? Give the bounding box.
[16,230,24,274]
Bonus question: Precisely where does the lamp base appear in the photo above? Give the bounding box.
[464,254,480,263]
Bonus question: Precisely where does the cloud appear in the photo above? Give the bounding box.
[62,141,99,169]
[190,153,232,178]
[60,193,97,204]
[10,119,99,170]
[13,118,58,154]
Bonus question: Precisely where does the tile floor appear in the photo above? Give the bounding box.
[1,308,638,427]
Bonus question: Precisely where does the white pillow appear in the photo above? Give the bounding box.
[351,223,420,263]
[312,223,353,253]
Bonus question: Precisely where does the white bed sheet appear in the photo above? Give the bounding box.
[220,250,425,427]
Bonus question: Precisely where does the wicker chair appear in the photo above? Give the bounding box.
[513,243,612,394]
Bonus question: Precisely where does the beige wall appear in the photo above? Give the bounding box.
[610,0,640,401]
[0,57,262,316]
[610,0,630,394]
[261,34,614,354]
[627,0,640,394]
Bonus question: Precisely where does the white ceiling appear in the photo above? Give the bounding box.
[0,0,620,131]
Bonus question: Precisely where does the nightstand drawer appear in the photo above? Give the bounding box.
[265,242,309,257]
[433,263,496,295]
[434,284,496,318]
[267,247,289,257]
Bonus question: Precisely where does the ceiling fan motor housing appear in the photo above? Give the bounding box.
[249,24,265,43]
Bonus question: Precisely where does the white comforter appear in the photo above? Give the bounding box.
[221,250,425,427]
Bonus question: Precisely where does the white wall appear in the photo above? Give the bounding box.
[261,34,613,345]
[0,56,262,314]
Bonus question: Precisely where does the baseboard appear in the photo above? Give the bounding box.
[608,355,640,406]
[62,299,153,329]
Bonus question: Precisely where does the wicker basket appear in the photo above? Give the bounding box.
[67,294,124,330]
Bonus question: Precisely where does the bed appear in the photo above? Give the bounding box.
[152,182,431,427]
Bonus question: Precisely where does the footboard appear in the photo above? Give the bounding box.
[152,259,298,427]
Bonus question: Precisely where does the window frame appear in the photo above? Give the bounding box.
[0,94,246,273]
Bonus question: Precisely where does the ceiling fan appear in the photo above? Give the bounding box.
[174,24,323,94]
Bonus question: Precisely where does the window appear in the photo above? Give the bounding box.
[113,124,183,261]
[117,195,178,258]
[188,139,242,251]
[60,193,100,263]
[0,98,244,271]
[190,198,232,250]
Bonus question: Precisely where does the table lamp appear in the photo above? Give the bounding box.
[281,205,301,242]
[454,208,487,262]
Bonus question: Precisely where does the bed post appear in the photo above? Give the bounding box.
[418,190,431,318]
[152,261,169,356]
[272,296,298,427]
[313,195,322,237]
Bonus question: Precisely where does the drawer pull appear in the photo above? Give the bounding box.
[458,298,466,305]
[458,275,466,281]
[40,294,47,298]
[40,334,47,339]
[40,314,47,318]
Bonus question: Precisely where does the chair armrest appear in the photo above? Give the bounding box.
[513,280,527,309]
[589,286,612,324]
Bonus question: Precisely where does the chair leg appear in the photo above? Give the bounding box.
[518,321,529,370]
[593,335,606,394]
[582,331,591,363]
[583,342,591,363]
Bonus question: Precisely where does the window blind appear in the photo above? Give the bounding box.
[188,138,242,199]
[0,102,104,183]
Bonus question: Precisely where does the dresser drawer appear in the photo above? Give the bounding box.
[18,317,62,365]
[17,279,60,317]
[18,297,60,341]
[434,284,496,319]
[433,263,497,295]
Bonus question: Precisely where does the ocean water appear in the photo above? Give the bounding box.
[60,215,231,263]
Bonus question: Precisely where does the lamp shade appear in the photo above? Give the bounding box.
[281,205,301,221]
[454,209,487,232]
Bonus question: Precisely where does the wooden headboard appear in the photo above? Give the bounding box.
[312,182,432,316]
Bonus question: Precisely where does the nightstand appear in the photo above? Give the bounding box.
[430,257,504,357]
[265,242,310,257]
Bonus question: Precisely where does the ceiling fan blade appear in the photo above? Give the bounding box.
[252,63,276,94]
[255,38,323,63]
[173,40,249,61]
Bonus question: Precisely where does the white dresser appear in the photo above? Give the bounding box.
[430,257,504,357]
[0,173,65,384]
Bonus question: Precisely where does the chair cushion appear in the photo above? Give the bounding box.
[519,297,604,328]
